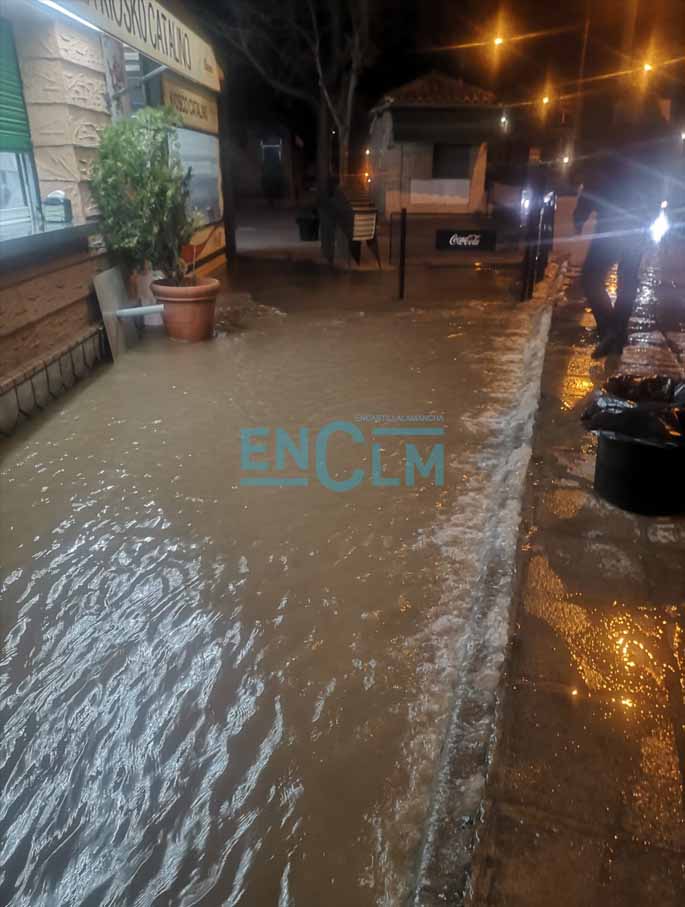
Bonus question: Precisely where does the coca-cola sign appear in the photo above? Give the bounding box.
[436,229,496,251]
[450,233,480,246]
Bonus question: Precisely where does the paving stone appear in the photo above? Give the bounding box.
[522,535,649,607]
[642,548,685,604]
[477,805,606,907]
[489,683,640,829]
[597,842,685,906]
[533,486,643,543]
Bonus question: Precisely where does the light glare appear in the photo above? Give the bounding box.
[36,0,102,31]
[650,210,669,243]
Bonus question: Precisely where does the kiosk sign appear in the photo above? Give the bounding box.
[162,74,218,133]
[62,0,220,91]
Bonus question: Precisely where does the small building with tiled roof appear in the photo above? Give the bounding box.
[367,71,504,218]
[376,71,497,109]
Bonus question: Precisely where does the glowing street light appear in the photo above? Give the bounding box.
[643,62,653,72]
[562,155,570,164]
[542,95,550,105]
[494,36,504,46]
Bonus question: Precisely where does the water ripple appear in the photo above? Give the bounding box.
[0,510,285,907]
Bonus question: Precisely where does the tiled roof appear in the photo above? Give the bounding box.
[380,71,496,109]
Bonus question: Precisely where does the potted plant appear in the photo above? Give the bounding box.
[91,106,219,342]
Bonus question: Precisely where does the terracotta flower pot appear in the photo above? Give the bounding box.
[150,277,220,342]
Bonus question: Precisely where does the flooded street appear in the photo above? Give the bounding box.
[0,263,552,906]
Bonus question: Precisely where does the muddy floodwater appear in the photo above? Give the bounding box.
[0,264,551,906]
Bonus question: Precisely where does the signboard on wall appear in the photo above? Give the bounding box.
[162,73,218,133]
[435,229,496,251]
[61,0,220,92]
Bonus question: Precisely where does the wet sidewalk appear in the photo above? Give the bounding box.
[468,263,685,905]
[0,258,556,907]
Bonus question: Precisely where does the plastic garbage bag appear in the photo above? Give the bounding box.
[582,393,635,423]
[604,374,677,403]
[582,374,685,446]
[585,406,685,444]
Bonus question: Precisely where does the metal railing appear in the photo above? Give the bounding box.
[0,327,105,437]
[390,185,556,301]
[520,189,557,300]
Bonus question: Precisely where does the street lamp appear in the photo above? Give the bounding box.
[494,36,504,46]
[542,95,550,105]
[643,62,653,72]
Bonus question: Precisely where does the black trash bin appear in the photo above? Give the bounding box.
[594,432,685,515]
[583,375,685,515]
[296,211,319,241]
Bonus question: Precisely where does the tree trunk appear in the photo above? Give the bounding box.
[316,95,330,203]
[338,131,350,181]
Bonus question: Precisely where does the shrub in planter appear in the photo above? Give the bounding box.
[91,107,219,341]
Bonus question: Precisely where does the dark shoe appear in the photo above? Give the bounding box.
[591,333,621,359]
[612,332,627,356]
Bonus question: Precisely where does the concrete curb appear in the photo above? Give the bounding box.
[410,259,568,907]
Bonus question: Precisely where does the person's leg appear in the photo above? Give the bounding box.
[582,233,619,338]
[614,236,644,348]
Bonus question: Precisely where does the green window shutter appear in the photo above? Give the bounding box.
[0,19,32,154]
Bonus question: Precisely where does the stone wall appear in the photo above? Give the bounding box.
[0,244,108,434]
[11,3,110,224]
[0,247,108,378]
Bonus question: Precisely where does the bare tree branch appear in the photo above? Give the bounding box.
[206,0,378,180]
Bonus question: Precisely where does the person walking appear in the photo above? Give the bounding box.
[573,99,673,358]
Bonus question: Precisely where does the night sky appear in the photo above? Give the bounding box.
[201,1,685,161]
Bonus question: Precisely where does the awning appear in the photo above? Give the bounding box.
[57,0,220,92]
[391,108,502,145]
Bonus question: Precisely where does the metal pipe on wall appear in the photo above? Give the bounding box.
[116,305,163,318]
